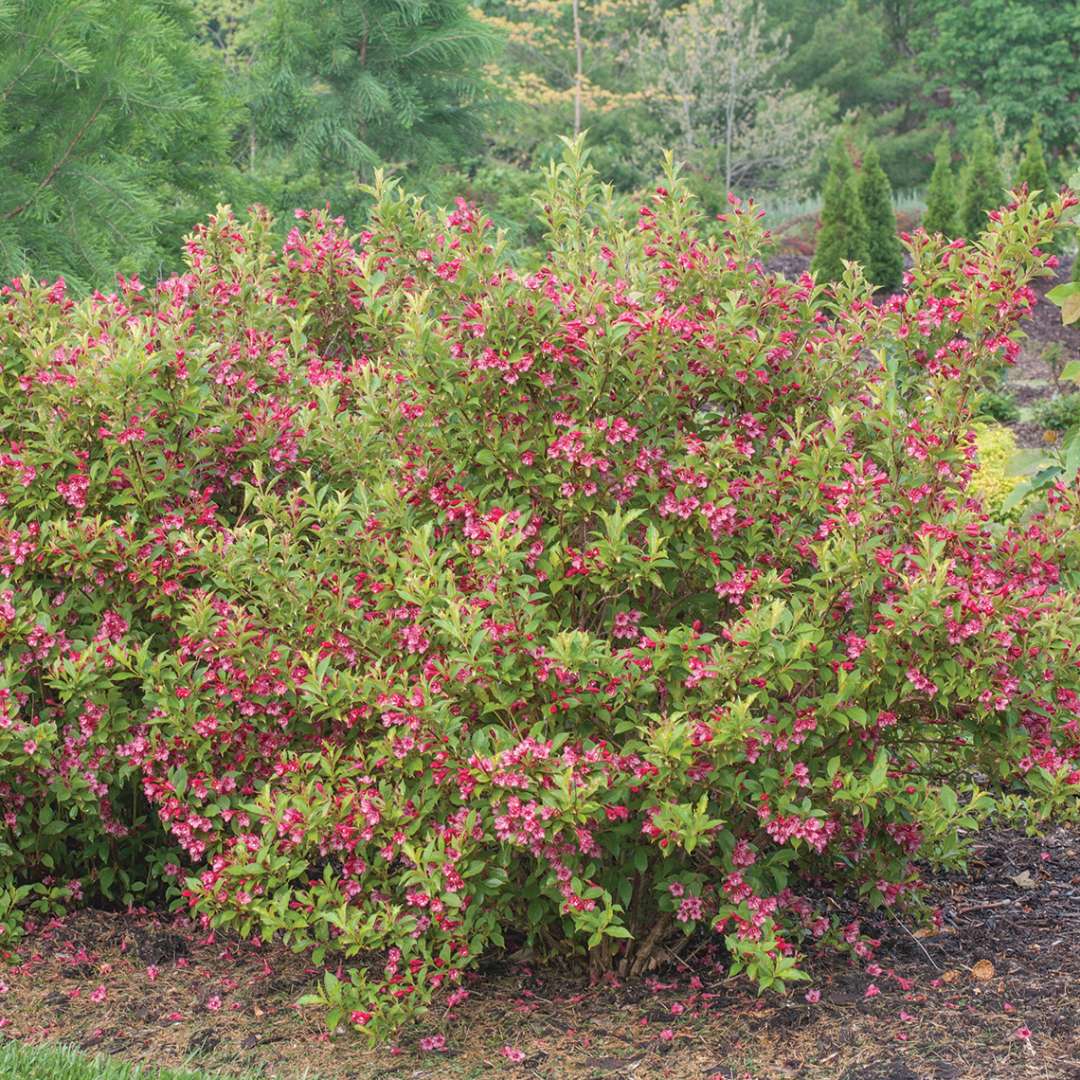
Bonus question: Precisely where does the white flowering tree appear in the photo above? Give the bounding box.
[639,0,830,196]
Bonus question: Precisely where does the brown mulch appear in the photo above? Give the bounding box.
[1008,255,1079,448]
[1,824,1079,1079]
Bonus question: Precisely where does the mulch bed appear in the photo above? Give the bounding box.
[1006,258,1078,448]
[1,824,1079,1079]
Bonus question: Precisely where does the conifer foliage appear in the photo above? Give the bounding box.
[958,121,1004,239]
[0,0,231,287]
[857,143,903,292]
[249,0,500,217]
[923,134,959,236]
[811,139,868,283]
[1014,120,1058,252]
[1015,120,1052,199]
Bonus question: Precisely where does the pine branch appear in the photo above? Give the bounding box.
[3,95,106,222]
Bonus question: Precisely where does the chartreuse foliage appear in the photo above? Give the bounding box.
[967,424,1021,513]
[1,140,1079,1041]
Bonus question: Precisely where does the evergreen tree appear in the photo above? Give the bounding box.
[857,143,903,291]
[923,133,958,236]
[0,0,233,288]
[912,0,1080,165]
[1015,119,1051,199]
[958,121,1004,239]
[248,0,501,220]
[773,0,936,190]
[812,139,869,283]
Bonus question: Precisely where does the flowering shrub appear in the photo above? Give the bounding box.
[1,142,1079,1037]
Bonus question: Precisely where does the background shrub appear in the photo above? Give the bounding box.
[1015,120,1052,201]
[959,122,1005,238]
[1035,393,1080,434]
[975,389,1021,425]
[858,143,904,292]
[923,134,958,237]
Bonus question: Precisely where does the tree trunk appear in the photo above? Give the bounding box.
[572,0,583,136]
[724,54,736,195]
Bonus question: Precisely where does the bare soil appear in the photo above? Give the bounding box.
[1,824,1078,1079]
[1005,255,1079,448]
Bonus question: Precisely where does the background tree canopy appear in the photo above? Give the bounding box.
[0,0,1076,286]
[0,0,233,287]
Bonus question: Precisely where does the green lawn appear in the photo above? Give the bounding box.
[0,1041,228,1080]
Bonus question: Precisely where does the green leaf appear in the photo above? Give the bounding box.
[1061,361,1080,386]
[170,767,187,799]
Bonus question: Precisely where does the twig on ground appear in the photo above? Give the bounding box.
[887,910,943,971]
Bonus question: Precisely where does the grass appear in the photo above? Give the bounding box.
[762,187,926,227]
[0,1041,228,1080]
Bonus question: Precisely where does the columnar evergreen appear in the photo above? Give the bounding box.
[1015,119,1051,199]
[811,139,869,283]
[958,121,1004,239]
[923,134,958,236]
[857,143,903,291]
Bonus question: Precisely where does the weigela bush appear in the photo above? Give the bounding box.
[1,142,1078,1037]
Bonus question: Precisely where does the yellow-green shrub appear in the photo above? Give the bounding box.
[969,422,1020,511]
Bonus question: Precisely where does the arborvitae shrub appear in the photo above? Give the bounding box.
[812,139,869,282]
[923,134,959,236]
[858,143,903,291]
[1015,120,1052,200]
[1015,121,1057,254]
[0,142,1078,1039]
[959,122,1005,238]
